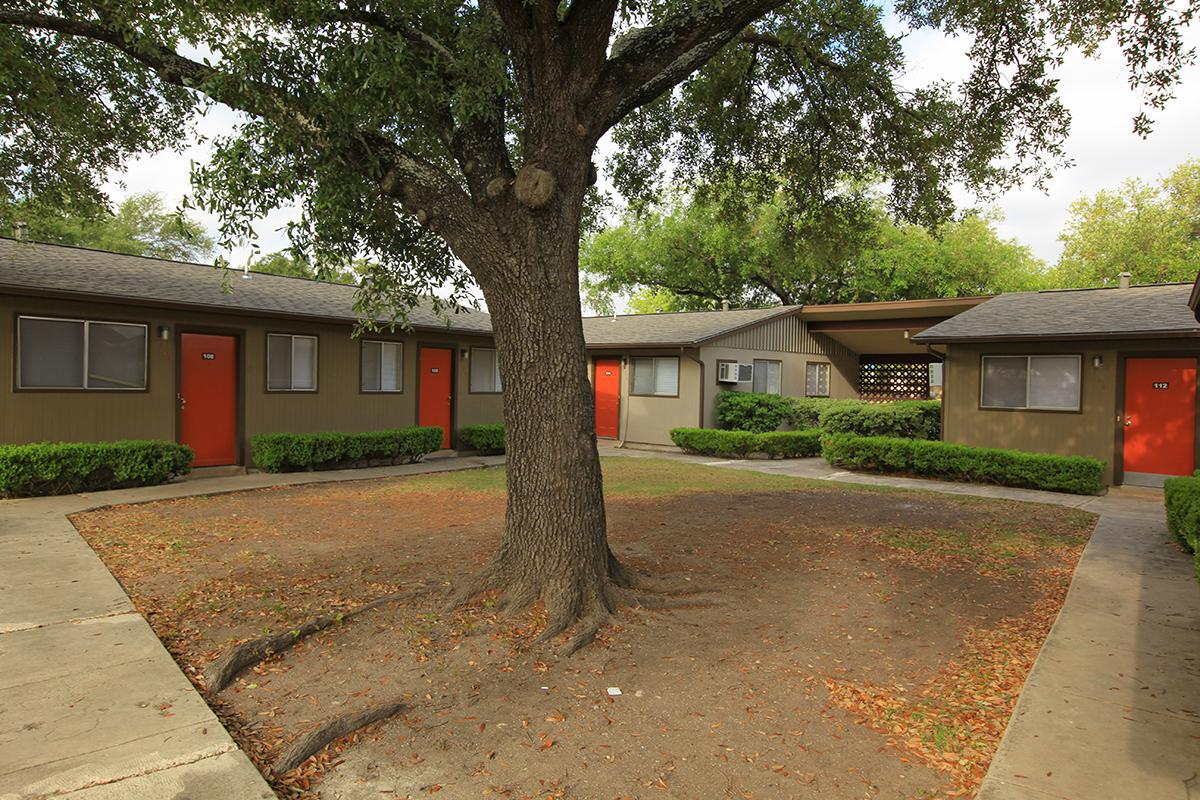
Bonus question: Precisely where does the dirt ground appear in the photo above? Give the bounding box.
[71,459,1096,800]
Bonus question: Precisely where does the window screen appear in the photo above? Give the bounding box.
[470,347,502,392]
[267,334,317,391]
[18,316,146,390]
[805,362,830,397]
[981,355,1080,410]
[752,360,782,394]
[631,357,679,396]
[88,322,147,389]
[361,340,403,392]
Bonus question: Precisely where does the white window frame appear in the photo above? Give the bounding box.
[805,361,830,398]
[630,356,680,397]
[16,314,148,391]
[752,359,782,395]
[266,333,319,392]
[360,339,404,393]
[469,346,503,394]
[980,354,1082,411]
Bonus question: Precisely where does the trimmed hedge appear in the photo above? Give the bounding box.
[819,400,942,440]
[251,427,444,472]
[715,391,796,433]
[459,424,505,455]
[0,440,193,497]
[670,428,822,459]
[821,433,1106,495]
[790,398,859,428]
[1163,475,1200,583]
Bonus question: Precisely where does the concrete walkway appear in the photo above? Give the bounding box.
[0,455,502,800]
[606,448,1200,800]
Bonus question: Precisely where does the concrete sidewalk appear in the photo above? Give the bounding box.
[0,455,502,800]
[607,448,1200,800]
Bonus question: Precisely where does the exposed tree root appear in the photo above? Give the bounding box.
[272,699,406,775]
[205,592,414,692]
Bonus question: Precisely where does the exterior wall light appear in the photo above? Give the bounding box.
[1092,355,1103,368]
[157,325,170,341]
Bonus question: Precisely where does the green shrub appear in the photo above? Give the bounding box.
[756,430,823,459]
[821,434,1105,495]
[460,424,505,455]
[818,400,942,440]
[715,391,796,433]
[251,427,444,472]
[670,428,821,459]
[0,440,193,497]
[789,398,859,428]
[1164,475,1200,584]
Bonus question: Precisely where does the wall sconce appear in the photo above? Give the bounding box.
[903,329,910,340]
[462,349,469,359]
[157,325,170,341]
[1092,355,1103,368]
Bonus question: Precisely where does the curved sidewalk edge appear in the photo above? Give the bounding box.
[0,455,503,800]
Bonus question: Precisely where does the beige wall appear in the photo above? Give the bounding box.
[942,338,1200,485]
[588,350,703,446]
[0,294,503,461]
[697,347,857,428]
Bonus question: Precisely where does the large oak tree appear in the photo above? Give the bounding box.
[0,0,1193,651]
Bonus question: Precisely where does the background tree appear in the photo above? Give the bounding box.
[1051,159,1200,287]
[0,191,215,260]
[247,250,359,284]
[581,193,1047,312]
[0,1,1193,651]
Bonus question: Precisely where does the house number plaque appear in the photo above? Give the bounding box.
[202,352,216,360]
[1152,382,1169,389]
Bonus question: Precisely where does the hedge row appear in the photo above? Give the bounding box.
[670,428,822,459]
[0,440,193,497]
[1163,475,1200,583]
[716,392,941,439]
[251,427,444,472]
[459,424,505,455]
[821,434,1106,495]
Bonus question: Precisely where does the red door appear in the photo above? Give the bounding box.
[179,333,238,467]
[1123,357,1197,480]
[419,347,454,449]
[594,358,621,439]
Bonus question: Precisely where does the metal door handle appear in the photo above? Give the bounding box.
[178,394,187,410]
[1124,416,1131,427]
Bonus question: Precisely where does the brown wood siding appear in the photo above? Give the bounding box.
[1,294,503,459]
[942,338,1200,485]
[706,314,856,360]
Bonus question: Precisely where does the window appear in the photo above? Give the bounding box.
[470,347,503,393]
[267,334,317,391]
[752,360,782,394]
[631,357,679,396]
[17,316,147,390]
[361,340,403,392]
[981,355,1081,411]
[805,362,830,397]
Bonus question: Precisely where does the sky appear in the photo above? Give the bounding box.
[102,13,1200,274]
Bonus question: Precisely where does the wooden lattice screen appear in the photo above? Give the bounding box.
[858,359,931,402]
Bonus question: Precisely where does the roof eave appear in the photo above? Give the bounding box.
[914,329,1200,344]
[0,283,494,337]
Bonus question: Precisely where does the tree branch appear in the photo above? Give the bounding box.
[584,0,787,136]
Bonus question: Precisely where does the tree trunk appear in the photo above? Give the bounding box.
[447,154,638,653]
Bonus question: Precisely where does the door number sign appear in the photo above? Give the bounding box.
[202,352,216,360]
[1152,381,1169,389]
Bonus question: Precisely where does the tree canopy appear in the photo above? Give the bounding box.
[0,191,215,261]
[246,250,359,284]
[1052,159,1200,287]
[581,192,1048,312]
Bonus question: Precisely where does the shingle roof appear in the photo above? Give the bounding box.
[913,283,1200,342]
[0,238,494,334]
[582,305,802,347]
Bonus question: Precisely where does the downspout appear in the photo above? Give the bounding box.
[616,354,629,448]
[682,347,705,429]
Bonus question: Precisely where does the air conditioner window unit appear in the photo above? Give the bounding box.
[717,361,754,384]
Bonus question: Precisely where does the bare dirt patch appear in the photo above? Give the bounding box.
[71,459,1095,799]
